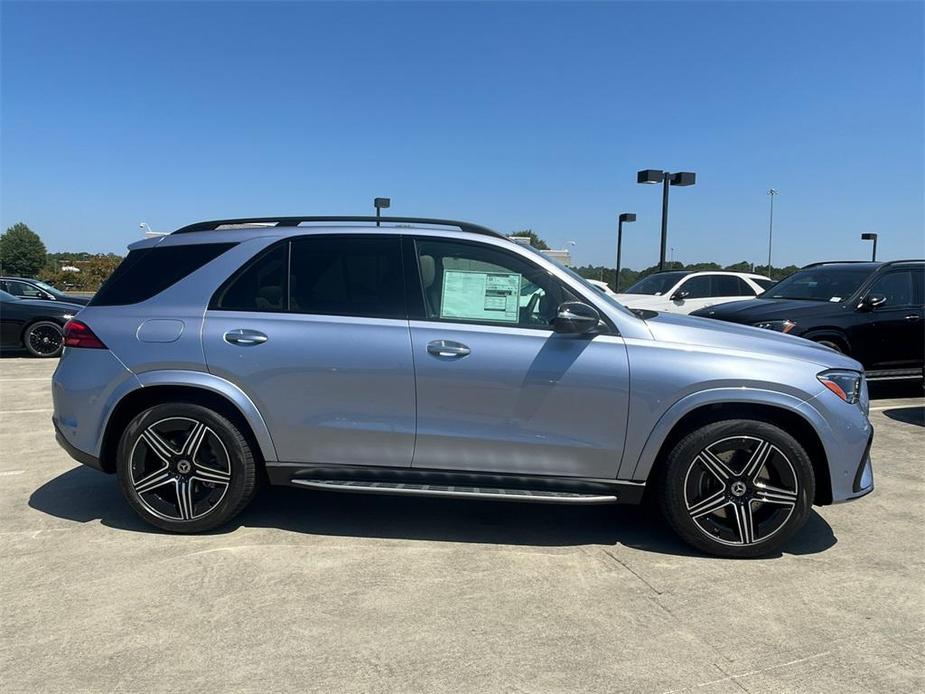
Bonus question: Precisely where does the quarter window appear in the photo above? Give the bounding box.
[413,239,579,328]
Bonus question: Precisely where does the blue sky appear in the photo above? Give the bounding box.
[2,1,923,269]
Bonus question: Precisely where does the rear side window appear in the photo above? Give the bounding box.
[91,243,235,306]
[212,244,287,311]
[712,275,755,297]
[289,236,404,318]
[210,235,406,319]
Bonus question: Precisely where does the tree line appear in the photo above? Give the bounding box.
[0,223,122,291]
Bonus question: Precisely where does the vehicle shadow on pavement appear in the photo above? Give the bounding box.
[882,406,924,427]
[29,466,837,558]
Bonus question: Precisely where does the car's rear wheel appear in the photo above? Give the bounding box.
[23,321,64,357]
[117,403,258,533]
[659,419,815,558]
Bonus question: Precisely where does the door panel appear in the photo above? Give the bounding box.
[202,234,415,467]
[203,312,415,466]
[852,269,924,370]
[409,322,629,477]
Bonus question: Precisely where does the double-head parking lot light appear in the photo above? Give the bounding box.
[861,232,878,261]
[637,169,696,270]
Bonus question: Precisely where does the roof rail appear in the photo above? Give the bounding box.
[172,216,504,238]
[801,259,923,268]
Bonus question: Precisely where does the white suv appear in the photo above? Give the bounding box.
[614,270,774,314]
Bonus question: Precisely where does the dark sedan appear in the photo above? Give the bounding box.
[692,260,924,382]
[0,289,83,357]
[0,276,91,305]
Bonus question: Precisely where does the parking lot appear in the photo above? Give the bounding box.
[0,356,922,693]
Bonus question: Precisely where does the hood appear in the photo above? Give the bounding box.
[691,297,849,322]
[613,294,669,310]
[15,297,84,313]
[644,311,862,371]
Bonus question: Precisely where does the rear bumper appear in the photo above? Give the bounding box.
[54,419,104,472]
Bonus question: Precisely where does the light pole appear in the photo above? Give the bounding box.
[861,232,878,261]
[637,169,696,270]
[766,188,778,276]
[374,197,390,227]
[615,213,636,291]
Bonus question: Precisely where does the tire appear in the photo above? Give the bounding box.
[23,321,64,358]
[116,403,258,533]
[814,339,845,354]
[659,419,815,558]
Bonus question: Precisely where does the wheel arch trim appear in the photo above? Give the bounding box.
[100,370,278,468]
[627,387,833,484]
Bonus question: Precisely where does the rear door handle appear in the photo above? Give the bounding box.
[224,329,268,346]
[905,314,921,321]
[427,339,471,358]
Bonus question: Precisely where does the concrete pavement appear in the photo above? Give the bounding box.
[1,357,923,693]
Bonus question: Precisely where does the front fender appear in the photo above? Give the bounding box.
[624,387,832,481]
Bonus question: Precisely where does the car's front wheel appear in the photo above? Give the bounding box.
[659,419,815,558]
[117,403,258,533]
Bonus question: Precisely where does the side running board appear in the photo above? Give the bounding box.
[291,479,620,505]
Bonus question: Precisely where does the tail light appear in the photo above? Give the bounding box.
[63,320,107,349]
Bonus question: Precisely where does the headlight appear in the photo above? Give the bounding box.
[817,369,862,404]
[752,319,797,333]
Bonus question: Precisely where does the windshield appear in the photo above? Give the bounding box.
[623,272,689,295]
[32,280,60,294]
[763,267,871,301]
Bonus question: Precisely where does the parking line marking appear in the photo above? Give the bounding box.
[0,408,53,414]
[0,378,51,382]
[869,404,924,412]
[0,470,25,476]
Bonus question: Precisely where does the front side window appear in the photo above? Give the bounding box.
[414,239,578,328]
[678,275,711,299]
[868,270,915,308]
[753,277,777,291]
[5,281,46,299]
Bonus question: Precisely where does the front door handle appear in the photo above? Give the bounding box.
[905,314,921,321]
[427,339,471,358]
[224,329,268,346]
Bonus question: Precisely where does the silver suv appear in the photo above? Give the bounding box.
[52,217,874,557]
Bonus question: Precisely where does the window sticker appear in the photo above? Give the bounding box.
[440,270,521,322]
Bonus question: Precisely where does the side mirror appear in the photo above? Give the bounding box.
[859,294,887,311]
[552,302,600,334]
[670,289,689,302]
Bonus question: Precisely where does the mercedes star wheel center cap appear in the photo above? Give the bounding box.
[730,480,747,497]
[177,460,192,474]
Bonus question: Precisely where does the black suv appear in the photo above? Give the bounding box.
[692,260,924,382]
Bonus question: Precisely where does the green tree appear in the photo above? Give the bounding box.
[0,223,47,277]
[509,229,549,250]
